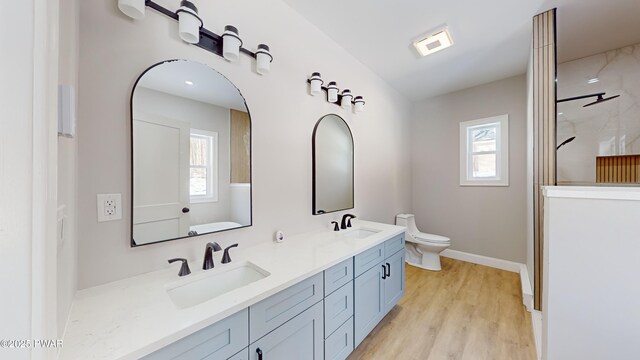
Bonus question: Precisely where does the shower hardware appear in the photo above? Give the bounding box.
[556,136,576,150]
[557,92,620,107]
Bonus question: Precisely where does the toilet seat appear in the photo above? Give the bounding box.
[411,231,450,244]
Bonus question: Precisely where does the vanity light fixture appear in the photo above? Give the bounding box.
[222,25,242,62]
[341,89,353,110]
[118,0,145,19]
[327,82,339,102]
[309,72,324,96]
[117,0,273,74]
[306,73,366,114]
[176,0,202,44]
[353,96,365,114]
[255,44,273,75]
[413,27,454,57]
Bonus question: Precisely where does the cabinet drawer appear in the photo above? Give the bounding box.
[354,243,385,277]
[250,273,323,343]
[324,258,353,296]
[142,309,248,360]
[324,317,354,360]
[324,281,354,338]
[384,233,405,257]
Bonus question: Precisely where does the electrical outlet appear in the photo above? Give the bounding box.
[97,193,122,222]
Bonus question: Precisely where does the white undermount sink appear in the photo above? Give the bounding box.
[166,261,270,309]
[340,228,381,239]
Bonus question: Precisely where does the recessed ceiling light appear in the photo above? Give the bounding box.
[185,80,194,86]
[587,78,599,84]
[413,27,453,57]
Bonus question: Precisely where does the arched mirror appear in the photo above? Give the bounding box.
[312,114,354,215]
[131,60,251,246]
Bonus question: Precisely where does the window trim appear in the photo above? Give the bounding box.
[189,128,219,203]
[459,115,509,187]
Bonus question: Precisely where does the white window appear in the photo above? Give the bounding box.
[189,129,218,202]
[460,115,509,186]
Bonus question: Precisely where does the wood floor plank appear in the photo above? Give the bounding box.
[348,258,537,360]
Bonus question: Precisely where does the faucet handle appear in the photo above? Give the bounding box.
[347,214,356,228]
[222,244,239,264]
[168,258,191,276]
[331,221,340,231]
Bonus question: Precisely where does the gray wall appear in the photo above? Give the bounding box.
[76,0,412,288]
[411,75,527,263]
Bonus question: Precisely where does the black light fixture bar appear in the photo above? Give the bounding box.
[557,92,605,103]
[144,0,257,59]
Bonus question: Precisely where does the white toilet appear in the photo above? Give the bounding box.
[395,214,451,271]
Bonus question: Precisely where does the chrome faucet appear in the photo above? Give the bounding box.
[341,214,356,229]
[203,242,222,270]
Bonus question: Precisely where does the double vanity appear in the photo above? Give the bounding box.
[59,221,406,360]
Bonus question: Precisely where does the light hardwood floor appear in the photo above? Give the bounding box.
[348,258,537,360]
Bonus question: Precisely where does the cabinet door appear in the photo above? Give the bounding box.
[353,261,385,347]
[384,250,405,314]
[249,301,324,360]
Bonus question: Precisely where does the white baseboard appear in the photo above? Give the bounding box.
[440,249,534,311]
[441,249,522,272]
[519,264,534,312]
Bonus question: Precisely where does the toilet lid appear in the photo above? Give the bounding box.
[412,231,450,244]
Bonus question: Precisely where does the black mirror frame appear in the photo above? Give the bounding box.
[311,113,355,215]
[129,59,253,247]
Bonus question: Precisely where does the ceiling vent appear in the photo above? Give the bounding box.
[413,28,454,57]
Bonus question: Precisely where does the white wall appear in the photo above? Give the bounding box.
[543,187,640,360]
[135,87,232,225]
[77,0,411,288]
[57,0,79,339]
[411,75,527,263]
[0,0,59,358]
[526,47,535,292]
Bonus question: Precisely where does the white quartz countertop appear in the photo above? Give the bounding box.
[59,220,405,360]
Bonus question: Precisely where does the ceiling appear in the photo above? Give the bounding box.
[137,60,247,111]
[283,0,640,101]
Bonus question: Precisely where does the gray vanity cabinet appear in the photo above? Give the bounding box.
[142,233,404,360]
[383,249,405,314]
[354,233,405,347]
[249,301,324,360]
[353,261,386,346]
